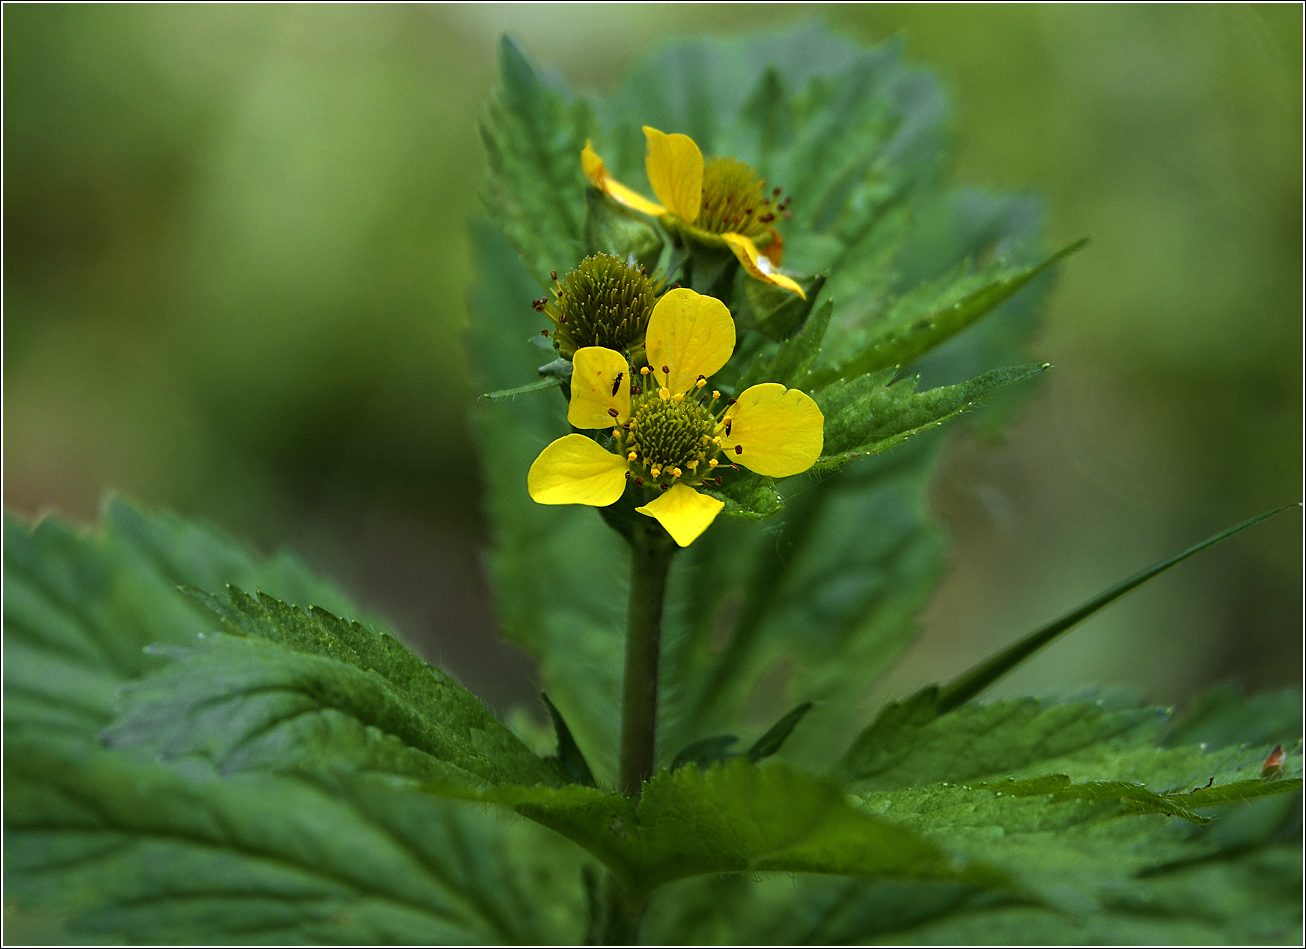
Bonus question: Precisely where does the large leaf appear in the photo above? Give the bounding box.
[2,499,374,746]
[4,736,588,945]
[103,587,560,788]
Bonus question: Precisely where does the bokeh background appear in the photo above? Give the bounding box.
[4,4,1301,716]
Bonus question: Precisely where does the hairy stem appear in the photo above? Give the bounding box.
[617,524,675,798]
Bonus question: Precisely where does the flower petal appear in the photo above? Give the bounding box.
[636,483,724,547]
[528,434,629,506]
[582,141,666,217]
[568,347,632,429]
[722,383,823,478]
[642,126,702,224]
[722,233,806,298]
[645,288,735,394]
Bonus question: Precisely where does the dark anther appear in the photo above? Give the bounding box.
[715,476,723,486]
[724,419,732,436]
[730,463,740,470]
[630,385,640,395]
[758,213,775,224]
[624,471,631,480]
[727,398,737,405]
[661,365,670,375]
[540,329,550,336]
[532,297,548,311]
[671,283,682,290]
[633,477,644,485]
[550,270,558,281]
[772,186,782,196]
[660,483,669,491]
[699,394,709,404]
[734,445,743,455]
[697,374,705,381]
[611,372,624,397]
[607,408,619,418]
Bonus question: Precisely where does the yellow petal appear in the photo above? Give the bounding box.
[568,347,632,428]
[644,288,735,394]
[636,483,724,547]
[528,434,629,506]
[722,233,806,298]
[581,141,666,217]
[642,126,702,224]
[722,383,823,478]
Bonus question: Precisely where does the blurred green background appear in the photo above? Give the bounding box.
[4,4,1300,715]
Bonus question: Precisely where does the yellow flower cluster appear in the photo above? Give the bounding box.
[528,288,823,546]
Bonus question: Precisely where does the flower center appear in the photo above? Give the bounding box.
[697,157,790,239]
[627,391,716,480]
[535,254,657,359]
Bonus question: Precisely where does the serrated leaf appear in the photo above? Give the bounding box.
[747,701,814,762]
[810,238,1085,387]
[3,500,376,745]
[480,36,593,283]
[104,587,559,789]
[481,376,559,400]
[428,757,1002,902]
[4,736,587,944]
[737,299,834,391]
[813,363,1047,469]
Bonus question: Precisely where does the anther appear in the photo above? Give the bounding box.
[724,419,732,436]
[640,366,650,375]
[633,477,644,485]
[630,384,640,396]
[540,329,550,336]
[550,270,558,281]
[734,445,743,455]
[628,451,637,461]
[661,365,670,375]
[624,471,631,479]
[695,377,706,388]
[715,476,723,485]
[660,483,669,491]
[659,388,669,400]
[607,408,619,418]
[532,297,548,312]
[673,393,684,403]
[671,467,681,478]
[727,398,736,405]
[711,390,720,400]
[709,459,718,468]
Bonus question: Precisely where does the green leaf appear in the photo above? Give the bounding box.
[5,736,587,944]
[737,298,834,390]
[747,701,814,762]
[479,36,593,284]
[810,238,1087,387]
[1162,684,1305,751]
[734,271,829,342]
[481,375,560,400]
[428,758,1002,901]
[937,505,1297,713]
[3,499,376,746]
[104,587,559,789]
[582,187,664,272]
[813,363,1048,469]
[543,693,597,787]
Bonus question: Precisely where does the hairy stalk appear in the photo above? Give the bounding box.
[599,521,674,944]
[618,522,675,796]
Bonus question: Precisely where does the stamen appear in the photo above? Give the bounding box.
[640,366,650,375]
[673,393,684,403]
[607,408,619,418]
[734,445,743,455]
[660,483,669,491]
[540,329,550,336]
[659,388,670,400]
[708,459,718,468]
[628,451,637,461]
[711,390,720,400]
[633,477,644,485]
[670,467,681,478]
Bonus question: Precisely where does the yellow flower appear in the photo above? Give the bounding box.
[582,128,807,299]
[527,287,823,546]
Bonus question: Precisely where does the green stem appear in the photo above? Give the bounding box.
[597,522,674,945]
[617,524,675,798]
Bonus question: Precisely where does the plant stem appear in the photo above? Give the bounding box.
[617,524,674,798]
